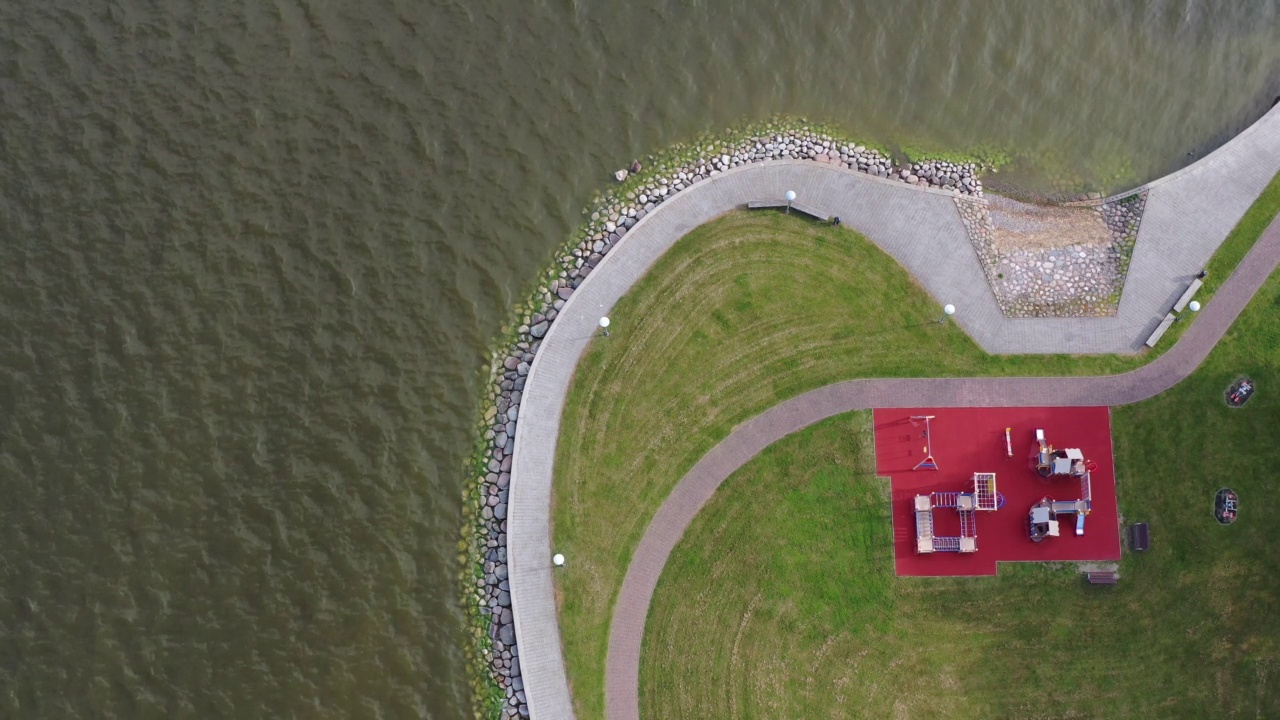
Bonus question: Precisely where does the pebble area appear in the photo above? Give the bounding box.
[463,128,986,719]
[955,190,1147,317]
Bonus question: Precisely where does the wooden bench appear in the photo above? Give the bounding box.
[746,200,829,221]
[1129,522,1149,552]
[1172,278,1203,313]
[1085,571,1119,585]
[1144,312,1177,348]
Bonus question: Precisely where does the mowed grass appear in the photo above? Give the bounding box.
[642,274,1280,718]
[553,173,1280,720]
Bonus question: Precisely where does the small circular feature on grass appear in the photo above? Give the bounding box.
[1215,488,1239,525]
[1225,377,1255,407]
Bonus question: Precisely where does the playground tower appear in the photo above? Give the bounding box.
[914,473,1003,554]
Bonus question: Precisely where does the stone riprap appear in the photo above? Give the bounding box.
[955,190,1148,317]
[1099,190,1148,278]
[625,135,983,198]
[462,124,983,720]
[901,159,984,193]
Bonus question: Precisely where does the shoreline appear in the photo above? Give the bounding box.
[458,117,988,719]
[459,102,1280,718]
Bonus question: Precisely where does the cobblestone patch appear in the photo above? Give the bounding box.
[1099,190,1147,279]
[956,190,1148,317]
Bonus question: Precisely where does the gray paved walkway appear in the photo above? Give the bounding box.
[509,103,1280,720]
[1113,102,1280,351]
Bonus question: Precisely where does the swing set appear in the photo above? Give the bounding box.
[911,415,938,471]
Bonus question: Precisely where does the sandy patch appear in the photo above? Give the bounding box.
[988,195,1112,252]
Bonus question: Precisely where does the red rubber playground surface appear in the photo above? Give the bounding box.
[873,407,1121,577]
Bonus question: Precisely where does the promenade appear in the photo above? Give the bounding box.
[508,102,1280,719]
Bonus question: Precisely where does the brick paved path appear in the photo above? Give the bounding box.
[509,103,1280,720]
[603,214,1280,720]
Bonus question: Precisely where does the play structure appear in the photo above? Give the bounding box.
[1226,378,1255,408]
[911,415,938,470]
[911,425,1105,553]
[1026,428,1094,541]
[877,407,1121,577]
[1215,488,1239,525]
[914,473,1005,553]
[1031,428,1096,478]
[1028,497,1082,542]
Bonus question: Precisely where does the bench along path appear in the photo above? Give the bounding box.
[511,103,1280,720]
[603,211,1280,720]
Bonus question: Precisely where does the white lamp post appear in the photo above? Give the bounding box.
[1188,300,1201,312]
[599,316,611,337]
[785,190,796,214]
[552,553,565,567]
[939,303,956,324]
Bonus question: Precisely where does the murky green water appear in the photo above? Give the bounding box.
[1,0,1277,716]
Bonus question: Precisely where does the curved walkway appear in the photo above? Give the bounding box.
[509,103,1280,720]
[604,212,1280,720]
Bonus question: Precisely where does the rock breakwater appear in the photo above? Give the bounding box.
[956,190,1148,317]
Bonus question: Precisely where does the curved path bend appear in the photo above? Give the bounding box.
[510,103,1280,720]
[604,213,1280,720]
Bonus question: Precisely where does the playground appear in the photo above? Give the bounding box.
[556,184,1280,718]
[874,406,1121,576]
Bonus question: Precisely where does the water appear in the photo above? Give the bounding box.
[0,0,1277,716]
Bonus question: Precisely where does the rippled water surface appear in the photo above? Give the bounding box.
[1,0,1278,716]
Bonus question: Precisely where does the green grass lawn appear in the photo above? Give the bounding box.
[642,273,1280,717]
[552,173,1280,719]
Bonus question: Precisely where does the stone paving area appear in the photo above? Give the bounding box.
[956,190,1148,317]
[1099,190,1147,277]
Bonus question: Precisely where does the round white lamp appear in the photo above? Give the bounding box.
[940,303,956,323]
[1188,300,1201,312]
[552,553,565,567]
[598,316,611,336]
[785,190,796,214]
